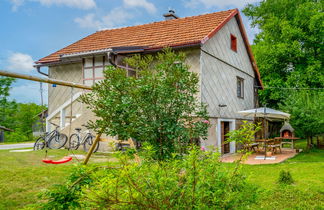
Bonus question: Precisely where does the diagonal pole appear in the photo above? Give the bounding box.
[0,70,92,90]
[83,129,104,165]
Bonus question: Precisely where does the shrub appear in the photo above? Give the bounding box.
[38,165,95,210]
[38,147,258,209]
[278,170,294,185]
[79,147,258,209]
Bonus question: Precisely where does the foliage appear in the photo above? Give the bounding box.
[226,121,261,153]
[40,166,94,210]
[278,170,294,185]
[5,103,46,142]
[0,76,16,128]
[243,0,323,108]
[0,76,45,142]
[1,139,323,209]
[40,147,257,209]
[281,91,324,142]
[80,49,209,160]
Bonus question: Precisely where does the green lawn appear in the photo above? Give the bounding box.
[243,140,324,209]
[0,148,113,209]
[0,140,323,209]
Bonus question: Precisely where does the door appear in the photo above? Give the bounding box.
[221,122,230,154]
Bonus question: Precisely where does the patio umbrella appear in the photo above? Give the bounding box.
[238,107,290,159]
[238,107,290,120]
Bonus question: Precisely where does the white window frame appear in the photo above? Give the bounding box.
[82,56,107,86]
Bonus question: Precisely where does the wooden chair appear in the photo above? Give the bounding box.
[268,139,282,154]
[244,142,260,153]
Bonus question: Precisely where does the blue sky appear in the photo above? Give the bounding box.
[0,0,261,105]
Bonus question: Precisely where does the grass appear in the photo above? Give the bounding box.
[0,147,113,209]
[0,140,323,209]
[242,139,324,209]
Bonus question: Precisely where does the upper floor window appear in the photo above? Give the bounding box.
[230,34,237,52]
[83,56,107,86]
[237,77,244,98]
[116,55,137,78]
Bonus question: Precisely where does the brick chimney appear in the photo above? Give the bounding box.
[163,10,179,20]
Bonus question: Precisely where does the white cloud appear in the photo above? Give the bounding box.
[9,82,48,104]
[10,0,24,11]
[101,7,133,29]
[74,13,102,29]
[10,0,96,11]
[7,53,34,73]
[123,0,156,14]
[74,8,133,30]
[184,0,260,9]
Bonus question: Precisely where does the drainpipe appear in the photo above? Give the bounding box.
[36,66,49,77]
[107,52,117,67]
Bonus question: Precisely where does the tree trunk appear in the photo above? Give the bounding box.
[317,136,320,149]
[307,136,311,149]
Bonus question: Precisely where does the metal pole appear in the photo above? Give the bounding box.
[0,70,92,90]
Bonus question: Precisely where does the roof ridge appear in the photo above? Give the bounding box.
[96,9,237,33]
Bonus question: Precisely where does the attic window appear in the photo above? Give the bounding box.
[237,77,244,98]
[230,34,237,52]
[83,56,107,86]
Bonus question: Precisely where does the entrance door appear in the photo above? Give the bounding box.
[221,122,230,154]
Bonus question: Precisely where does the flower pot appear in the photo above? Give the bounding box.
[266,151,272,156]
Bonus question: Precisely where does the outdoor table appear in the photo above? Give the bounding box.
[275,137,300,149]
[255,139,275,156]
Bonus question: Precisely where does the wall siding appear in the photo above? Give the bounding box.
[47,49,201,135]
[48,63,83,114]
[201,17,256,119]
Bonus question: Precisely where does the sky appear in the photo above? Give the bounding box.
[0,0,261,105]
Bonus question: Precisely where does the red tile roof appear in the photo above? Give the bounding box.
[36,9,263,88]
[37,9,237,64]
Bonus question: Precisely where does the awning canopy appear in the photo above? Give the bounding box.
[238,107,290,120]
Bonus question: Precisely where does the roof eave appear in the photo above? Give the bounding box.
[35,42,202,66]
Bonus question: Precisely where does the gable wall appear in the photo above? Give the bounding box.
[48,63,83,114]
[201,17,256,119]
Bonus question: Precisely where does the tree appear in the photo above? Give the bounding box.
[281,91,324,148]
[81,49,209,160]
[243,0,323,107]
[0,76,16,128]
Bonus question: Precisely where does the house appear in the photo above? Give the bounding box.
[35,9,263,154]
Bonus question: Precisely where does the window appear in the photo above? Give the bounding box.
[83,56,107,86]
[237,77,244,98]
[230,34,237,52]
[116,55,137,78]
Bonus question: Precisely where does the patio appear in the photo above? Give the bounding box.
[221,148,298,165]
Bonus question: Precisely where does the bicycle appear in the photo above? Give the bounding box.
[69,127,99,153]
[34,122,68,150]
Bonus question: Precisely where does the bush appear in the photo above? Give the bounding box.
[38,165,95,210]
[39,147,258,209]
[5,131,29,143]
[278,170,294,185]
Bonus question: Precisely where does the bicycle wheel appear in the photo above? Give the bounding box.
[69,134,80,150]
[83,135,99,153]
[34,137,46,150]
[48,133,68,149]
